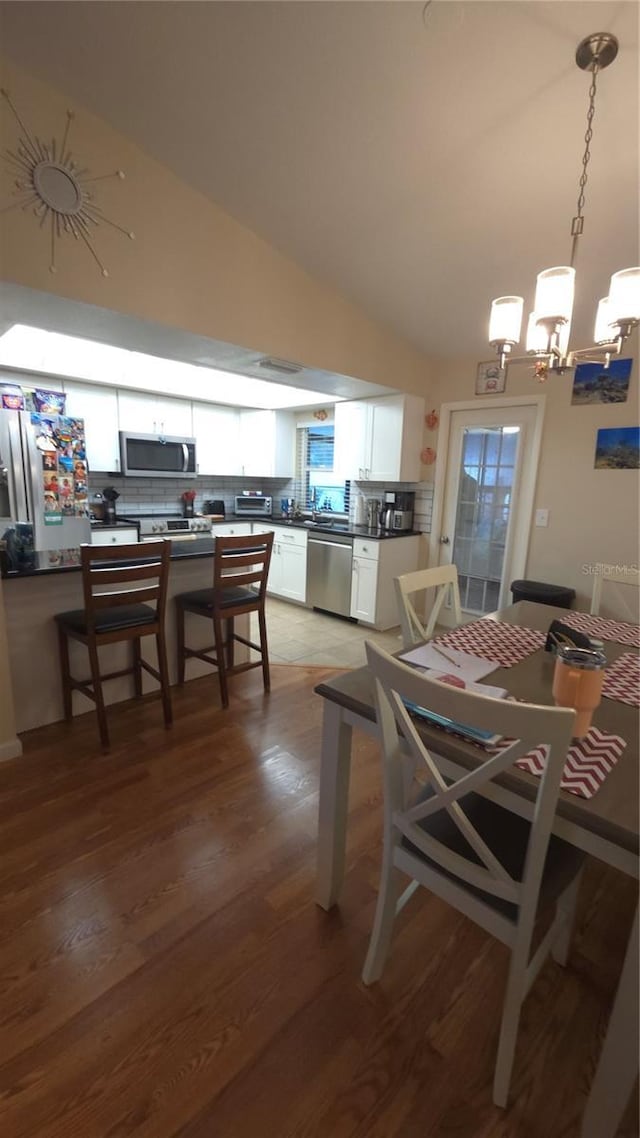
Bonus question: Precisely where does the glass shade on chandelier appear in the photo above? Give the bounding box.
[488,296,524,348]
[486,32,639,377]
[608,268,640,326]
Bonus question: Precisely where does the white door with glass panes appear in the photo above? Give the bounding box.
[438,404,541,619]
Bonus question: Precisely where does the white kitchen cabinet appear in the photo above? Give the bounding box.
[272,525,307,603]
[252,523,307,603]
[90,526,139,546]
[333,400,369,481]
[350,548,378,623]
[212,522,252,537]
[63,380,121,473]
[350,534,420,630]
[118,390,193,437]
[335,394,425,483]
[192,402,241,475]
[239,410,295,477]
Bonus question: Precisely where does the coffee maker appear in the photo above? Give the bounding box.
[383,490,415,532]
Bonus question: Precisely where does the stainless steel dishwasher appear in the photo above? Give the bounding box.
[306,530,354,618]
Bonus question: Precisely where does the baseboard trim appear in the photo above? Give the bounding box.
[0,736,22,761]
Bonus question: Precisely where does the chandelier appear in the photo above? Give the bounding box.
[488,33,639,380]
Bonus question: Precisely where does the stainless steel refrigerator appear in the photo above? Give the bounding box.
[0,409,91,551]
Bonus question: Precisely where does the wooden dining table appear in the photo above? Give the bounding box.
[313,600,639,1137]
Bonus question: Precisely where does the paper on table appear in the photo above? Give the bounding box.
[399,642,498,682]
[429,673,509,700]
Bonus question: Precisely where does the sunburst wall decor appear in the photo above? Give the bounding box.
[1,88,134,276]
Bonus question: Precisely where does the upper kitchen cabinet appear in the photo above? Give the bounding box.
[117,390,193,437]
[238,410,295,478]
[334,394,425,483]
[192,402,241,475]
[63,380,120,472]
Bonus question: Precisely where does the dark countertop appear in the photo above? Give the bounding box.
[90,520,141,531]
[217,516,420,540]
[2,537,220,579]
[2,522,421,579]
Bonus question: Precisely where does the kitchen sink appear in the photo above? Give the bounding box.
[312,522,350,533]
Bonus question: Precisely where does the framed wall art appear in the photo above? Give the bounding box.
[476,361,506,396]
[594,426,640,469]
[571,357,632,405]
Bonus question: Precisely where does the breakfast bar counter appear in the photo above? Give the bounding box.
[3,541,250,733]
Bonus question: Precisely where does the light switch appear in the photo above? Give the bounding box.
[535,508,549,527]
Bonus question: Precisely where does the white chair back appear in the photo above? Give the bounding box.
[590,563,640,621]
[363,639,582,1108]
[365,640,575,922]
[394,564,462,647]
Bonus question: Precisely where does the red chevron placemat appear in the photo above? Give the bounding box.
[435,620,546,668]
[492,727,626,799]
[562,611,640,648]
[602,652,640,708]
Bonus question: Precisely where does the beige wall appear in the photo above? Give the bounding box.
[0,57,433,394]
[425,336,639,610]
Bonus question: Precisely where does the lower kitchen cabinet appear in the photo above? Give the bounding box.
[90,526,139,546]
[213,523,253,537]
[253,524,307,604]
[351,535,420,630]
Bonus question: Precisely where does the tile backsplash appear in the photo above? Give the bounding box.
[350,481,434,534]
[88,473,295,516]
[88,472,434,532]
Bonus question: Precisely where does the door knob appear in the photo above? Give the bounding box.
[439,535,450,544]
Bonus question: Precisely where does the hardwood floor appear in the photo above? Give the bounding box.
[0,666,637,1138]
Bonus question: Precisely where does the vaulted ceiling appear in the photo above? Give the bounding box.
[1,1,638,361]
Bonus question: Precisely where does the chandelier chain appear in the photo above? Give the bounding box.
[570,63,599,266]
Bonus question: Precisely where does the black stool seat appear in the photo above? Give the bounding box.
[55,603,156,636]
[178,586,258,613]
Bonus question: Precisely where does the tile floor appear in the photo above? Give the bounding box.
[251,597,404,669]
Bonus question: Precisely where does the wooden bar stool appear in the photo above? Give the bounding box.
[55,541,172,749]
[175,530,273,708]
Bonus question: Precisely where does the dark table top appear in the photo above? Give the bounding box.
[314,601,639,859]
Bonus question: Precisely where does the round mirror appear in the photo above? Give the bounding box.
[33,162,82,215]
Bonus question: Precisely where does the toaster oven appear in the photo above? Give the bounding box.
[234,494,272,517]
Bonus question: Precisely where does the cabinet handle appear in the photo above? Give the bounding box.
[153,421,157,434]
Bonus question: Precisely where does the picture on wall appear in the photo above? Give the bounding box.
[594,426,640,470]
[571,357,632,405]
[476,362,507,396]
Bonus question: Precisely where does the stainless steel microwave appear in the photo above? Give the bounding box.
[119,431,197,478]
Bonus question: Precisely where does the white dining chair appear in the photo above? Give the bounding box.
[590,563,640,620]
[394,564,462,648]
[363,640,584,1108]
